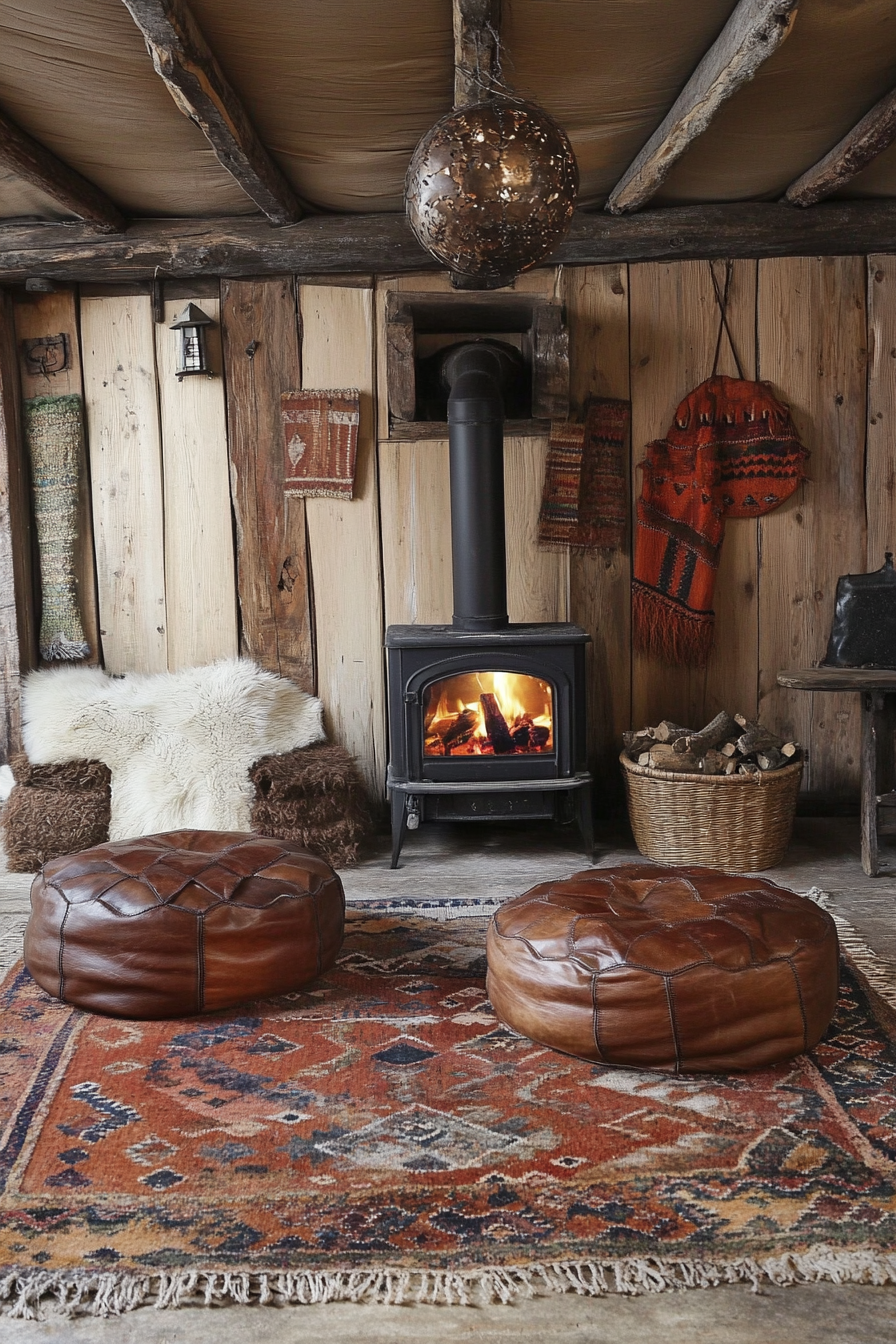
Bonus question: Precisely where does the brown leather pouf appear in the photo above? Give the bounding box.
[24,830,345,1019]
[486,864,839,1073]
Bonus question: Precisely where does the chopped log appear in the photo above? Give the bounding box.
[757,748,786,771]
[530,725,551,749]
[638,751,652,767]
[623,726,657,747]
[738,762,762,779]
[623,731,655,759]
[647,744,702,771]
[786,86,896,207]
[723,758,739,775]
[736,725,786,756]
[674,710,739,756]
[654,719,692,743]
[0,106,125,233]
[480,693,515,754]
[781,741,799,758]
[701,749,727,775]
[122,0,303,225]
[607,0,799,214]
[720,740,739,757]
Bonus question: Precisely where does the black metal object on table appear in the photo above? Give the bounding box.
[777,667,896,876]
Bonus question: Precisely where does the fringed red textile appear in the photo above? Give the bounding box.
[634,377,807,667]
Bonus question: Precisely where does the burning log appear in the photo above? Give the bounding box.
[443,709,478,753]
[480,693,515,754]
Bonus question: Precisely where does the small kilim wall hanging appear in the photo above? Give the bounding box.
[539,397,630,551]
[281,389,360,499]
[23,394,90,661]
[633,265,808,667]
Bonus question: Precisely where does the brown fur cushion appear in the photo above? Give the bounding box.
[3,752,111,873]
[3,744,372,873]
[249,743,373,869]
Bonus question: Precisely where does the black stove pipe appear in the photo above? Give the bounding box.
[444,343,510,632]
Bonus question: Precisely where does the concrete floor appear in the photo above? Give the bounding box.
[1,813,896,1341]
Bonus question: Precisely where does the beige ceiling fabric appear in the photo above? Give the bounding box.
[0,165,79,223]
[502,0,739,209]
[0,0,253,218]
[0,0,894,223]
[189,0,454,213]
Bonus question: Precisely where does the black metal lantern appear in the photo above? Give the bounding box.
[406,97,578,290]
[170,303,214,379]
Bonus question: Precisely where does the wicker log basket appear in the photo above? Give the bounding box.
[620,752,803,872]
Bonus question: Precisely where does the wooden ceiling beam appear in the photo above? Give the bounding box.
[607,0,799,215]
[2,201,896,283]
[453,0,502,108]
[121,0,302,225]
[0,108,125,233]
[786,88,896,207]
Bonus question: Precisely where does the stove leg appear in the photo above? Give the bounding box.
[390,791,409,869]
[576,785,594,859]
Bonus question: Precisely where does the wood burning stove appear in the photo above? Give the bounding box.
[386,341,592,867]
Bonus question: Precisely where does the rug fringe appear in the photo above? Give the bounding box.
[804,885,896,1011]
[344,898,503,921]
[3,1247,896,1318]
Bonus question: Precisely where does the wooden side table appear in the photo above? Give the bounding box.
[777,667,896,877]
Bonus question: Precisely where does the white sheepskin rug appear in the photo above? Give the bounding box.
[22,659,325,841]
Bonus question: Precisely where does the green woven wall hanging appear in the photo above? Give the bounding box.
[24,394,90,661]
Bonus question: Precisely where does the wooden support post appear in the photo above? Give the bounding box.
[0,289,37,761]
[453,0,502,108]
[220,276,314,689]
[607,0,799,215]
[0,107,125,233]
[786,87,896,207]
[121,0,303,225]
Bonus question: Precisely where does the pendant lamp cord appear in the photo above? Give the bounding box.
[710,260,746,380]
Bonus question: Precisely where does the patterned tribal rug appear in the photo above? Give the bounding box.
[1,901,896,1318]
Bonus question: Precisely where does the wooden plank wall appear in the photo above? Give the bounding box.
[2,257,891,799]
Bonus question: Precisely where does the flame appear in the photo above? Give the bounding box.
[423,671,553,756]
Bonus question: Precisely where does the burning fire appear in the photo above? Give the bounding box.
[423,671,554,757]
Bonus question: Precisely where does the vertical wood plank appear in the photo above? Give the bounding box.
[0,289,35,760]
[155,296,237,670]
[505,434,567,623]
[867,256,896,563]
[298,284,386,796]
[12,288,100,664]
[757,257,867,796]
[378,437,453,626]
[220,277,314,690]
[562,264,632,786]
[629,260,759,731]
[81,294,167,675]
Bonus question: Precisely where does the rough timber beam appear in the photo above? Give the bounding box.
[2,202,896,283]
[0,108,125,234]
[607,0,799,215]
[121,0,302,225]
[453,0,502,108]
[786,88,896,207]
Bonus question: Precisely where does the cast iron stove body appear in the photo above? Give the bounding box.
[386,342,592,867]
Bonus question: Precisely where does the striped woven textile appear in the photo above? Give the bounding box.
[538,397,630,551]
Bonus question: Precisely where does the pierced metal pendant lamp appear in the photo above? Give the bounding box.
[406,96,578,291]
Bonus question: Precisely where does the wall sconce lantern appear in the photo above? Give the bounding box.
[170,303,214,380]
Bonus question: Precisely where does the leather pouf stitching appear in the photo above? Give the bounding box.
[486,864,839,1073]
[24,830,345,1020]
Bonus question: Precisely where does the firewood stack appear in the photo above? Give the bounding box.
[622,712,802,776]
